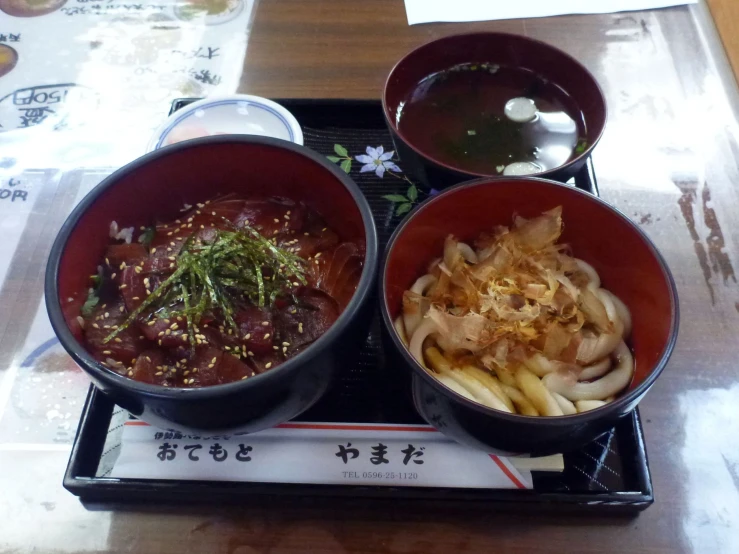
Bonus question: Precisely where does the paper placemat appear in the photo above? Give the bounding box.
[404,0,698,25]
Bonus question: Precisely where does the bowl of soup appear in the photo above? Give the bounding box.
[380,178,677,455]
[383,33,607,188]
[46,136,378,433]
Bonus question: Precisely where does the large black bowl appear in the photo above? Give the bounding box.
[46,136,378,433]
[380,178,678,455]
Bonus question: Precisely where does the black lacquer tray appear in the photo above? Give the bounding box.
[63,99,652,512]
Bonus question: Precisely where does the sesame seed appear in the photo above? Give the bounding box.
[140,226,146,231]
[103,350,112,355]
[184,370,190,376]
[187,223,192,228]
[133,296,140,300]
[208,363,215,369]
[273,218,279,223]
[151,248,156,254]
[261,321,269,326]
[158,331,164,337]
[114,338,122,343]
[282,342,290,347]
[165,329,171,335]
[158,340,162,345]
[167,232,173,236]
[273,346,279,351]
[111,272,117,279]
[134,266,142,274]
[180,358,188,363]
[155,371,163,376]
[211,357,217,363]
[265,362,272,369]
[147,320,156,326]
[105,258,110,265]
[322,227,327,231]
[119,284,127,289]
[248,351,254,357]
[128,370,133,376]
[168,256,176,261]
[104,312,109,318]
[298,322,303,333]
[283,214,290,220]
[292,282,300,286]
[244,333,251,340]
[241,376,248,380]
[264,333,270,339]
[282,346,287,354]
[314,252,321,258]
[119,306,125,313]
[181,334,188,341]
[92,323,100,329]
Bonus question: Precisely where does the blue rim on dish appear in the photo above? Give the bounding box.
[150,96,303,151]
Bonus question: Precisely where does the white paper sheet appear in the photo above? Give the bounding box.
[111,420,534,489]
[404,0,697,25]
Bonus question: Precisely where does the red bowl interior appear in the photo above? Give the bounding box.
[57,138,367,323]
[383,32,606,177]
[384,179,676,389]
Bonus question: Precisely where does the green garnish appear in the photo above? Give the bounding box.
[81,289,99,317]
[139,226,156,248]
[81,269,104,317]
[103,223,307,349]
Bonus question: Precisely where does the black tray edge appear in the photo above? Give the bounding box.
[63,386,653,512]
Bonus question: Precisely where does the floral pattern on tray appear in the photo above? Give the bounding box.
[326,143,437,216]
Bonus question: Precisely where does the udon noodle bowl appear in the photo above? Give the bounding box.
[394,207,634,416]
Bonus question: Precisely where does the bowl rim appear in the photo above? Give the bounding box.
[380,176,679,425]
[146,94,305,152]
[381,31,608,180]
[46,134,378,400]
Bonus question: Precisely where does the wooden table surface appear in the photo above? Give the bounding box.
[2,1,739,553]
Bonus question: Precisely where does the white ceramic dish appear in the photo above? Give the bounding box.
[148,95,304,152]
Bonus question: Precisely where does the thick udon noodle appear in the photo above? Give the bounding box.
[394,207,634,416]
